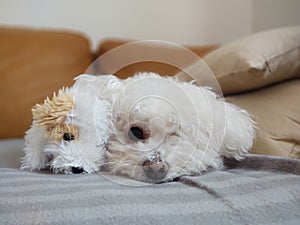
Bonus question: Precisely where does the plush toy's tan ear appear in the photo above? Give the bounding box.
[32,88,74,128]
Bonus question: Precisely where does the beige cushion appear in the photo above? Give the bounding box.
[227,79,300,159]
[0,27,92,138]
[204,26,300,95]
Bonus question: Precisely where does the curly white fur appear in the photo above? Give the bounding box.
[105,72,256,183]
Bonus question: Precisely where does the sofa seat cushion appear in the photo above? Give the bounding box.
[93,39,219,79]
[227,79,300,158]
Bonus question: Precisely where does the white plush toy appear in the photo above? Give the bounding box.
[104,72,256,183]
[21,75,115,174]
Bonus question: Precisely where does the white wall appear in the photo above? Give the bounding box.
[0,0,253,49]
[0,0,299,50]
[252,0,300,32]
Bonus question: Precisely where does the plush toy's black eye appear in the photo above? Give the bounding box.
[63,133,75,141]
[128,127,144,140]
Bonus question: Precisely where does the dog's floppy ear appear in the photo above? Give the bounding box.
[220,102,256,159]
[32,88,74,129]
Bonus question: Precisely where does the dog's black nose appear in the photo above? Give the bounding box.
[71,167,84,174]
[143,159,169,181]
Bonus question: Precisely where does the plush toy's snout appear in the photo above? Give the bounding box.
[71,167,84,174]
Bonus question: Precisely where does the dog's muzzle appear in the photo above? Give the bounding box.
[142,157,169,181]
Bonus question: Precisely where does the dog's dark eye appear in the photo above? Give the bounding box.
[128,127,144,140]
[63,133,75,141]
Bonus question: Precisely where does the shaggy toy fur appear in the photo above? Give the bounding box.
[21,75,114,174]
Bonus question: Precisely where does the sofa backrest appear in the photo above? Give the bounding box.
[0,27,92,138]
[93,39,219,79]
[0,28,217,139]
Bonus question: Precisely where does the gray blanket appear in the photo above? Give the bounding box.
[1,154,299,225]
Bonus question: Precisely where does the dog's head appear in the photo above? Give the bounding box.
[21,75,114,174]
[106,73,255,183]
[106,73,221,183]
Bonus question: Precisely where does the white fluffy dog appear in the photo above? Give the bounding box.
[105,72,256,183]
[21,75,114,174]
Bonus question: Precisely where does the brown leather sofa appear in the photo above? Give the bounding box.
[0,26,299,161]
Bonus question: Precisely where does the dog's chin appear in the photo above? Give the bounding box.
[141,176,173,184]
[106,162,205,183]
[106,140,222,183]
[106,164,172,184]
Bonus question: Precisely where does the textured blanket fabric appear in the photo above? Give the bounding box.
[0,155,299,225]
